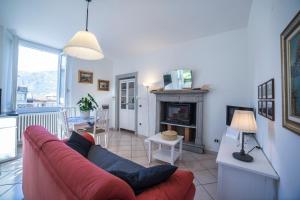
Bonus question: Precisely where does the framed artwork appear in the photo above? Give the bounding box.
[262,101,267,117]
[281,11,300,135]
[98,80,110,91]
[267,101,275,121]
[258,101,263,115]
[266,79,274,99]
[258,85,262,99]
[262,83,267,99]
[78,70,93,84]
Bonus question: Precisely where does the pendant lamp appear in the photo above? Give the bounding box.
[64,0,104,60]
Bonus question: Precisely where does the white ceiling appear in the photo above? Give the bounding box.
[0,0,252,59]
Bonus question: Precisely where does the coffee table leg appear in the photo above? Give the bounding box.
[148,141,152,164]
[179,139,183,160]
[171,146,174,165]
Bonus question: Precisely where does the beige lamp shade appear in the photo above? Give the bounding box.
[63,31,104,60]
[230,110,257,133]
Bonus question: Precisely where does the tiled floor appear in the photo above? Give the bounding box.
[0,130,218,200]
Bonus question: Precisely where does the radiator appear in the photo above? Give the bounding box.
[17,112,60,143]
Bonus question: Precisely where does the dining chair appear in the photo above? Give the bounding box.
[84,108,110,147]
[59,109,73,139]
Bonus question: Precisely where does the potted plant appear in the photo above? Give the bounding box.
[77,93,99,119]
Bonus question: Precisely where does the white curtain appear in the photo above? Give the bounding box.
[0,26,18,112]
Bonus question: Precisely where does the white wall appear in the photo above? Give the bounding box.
[248,0,300,198]
[113,28,253,152]
[68,57,114,125]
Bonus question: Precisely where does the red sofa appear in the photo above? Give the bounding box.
[23,126,195,200]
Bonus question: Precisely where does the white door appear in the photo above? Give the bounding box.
[119,79,135,131]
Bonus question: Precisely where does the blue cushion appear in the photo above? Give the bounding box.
[88,145,144,173]
[87,145,177,194]
[109,165,178,194]
[66,131,92,157]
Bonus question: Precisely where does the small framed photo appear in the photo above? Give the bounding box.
[98,80,110,91]
[267,101,275,121]
[262,101,267,117]
[258,85,262,99]
[78,70,93,84]
[262,83,267,99]
[258,101,263,115]
[266,79,274,99]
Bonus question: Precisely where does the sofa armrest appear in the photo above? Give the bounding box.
[136,169,195,200]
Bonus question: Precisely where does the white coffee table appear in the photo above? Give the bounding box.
[146,133,183,165]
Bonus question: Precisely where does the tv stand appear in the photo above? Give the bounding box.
[152,89,208,153]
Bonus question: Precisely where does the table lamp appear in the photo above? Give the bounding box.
[230,110,257,162]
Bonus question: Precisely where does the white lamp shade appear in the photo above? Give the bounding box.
[63,31,104,60]
[230,110,257,133]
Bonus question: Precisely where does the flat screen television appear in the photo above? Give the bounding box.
[226,105,255,126]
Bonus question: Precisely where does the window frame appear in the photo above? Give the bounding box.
[16,39,66,111]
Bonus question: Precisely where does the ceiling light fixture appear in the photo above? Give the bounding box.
[63,0,104,60]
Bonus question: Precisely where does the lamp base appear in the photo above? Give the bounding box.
[232,152,253,162]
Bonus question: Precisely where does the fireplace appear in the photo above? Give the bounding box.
[152,90,208,153]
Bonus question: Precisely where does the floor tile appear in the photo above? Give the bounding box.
[194,170,217,185]
[208,168,218,177]
[183,160,207,172]
[203,182,218,200]
[0,184,14,196]
[200,159,218,169]
[194,185,213,200]
[0,183,24,200]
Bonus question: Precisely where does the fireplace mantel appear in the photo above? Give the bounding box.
[151,89,208,95]
[152,89,209,153]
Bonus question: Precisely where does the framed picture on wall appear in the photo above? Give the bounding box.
[267,101,275,121]
[258,101,263,115]
[98,80,110,91]
[78,70,93,84]
[266,79,274,99]
[262,101,267,117]
[281,11,300,135]
[258,85,262,99]
[262,83,267,99]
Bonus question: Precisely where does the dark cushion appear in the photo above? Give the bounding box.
[109,165,178,194]
[88,145,177,194]
[88,145,144,173]
[66,131,93,157]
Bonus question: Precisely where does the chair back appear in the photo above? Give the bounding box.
[59,109,71,138]
[64,107,77,117]
[93,108,109,133]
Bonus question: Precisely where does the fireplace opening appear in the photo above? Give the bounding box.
[166,103,192,125]
[160,102,197,144]
[163,103,196,126]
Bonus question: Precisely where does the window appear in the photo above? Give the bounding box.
[16,41,66,110]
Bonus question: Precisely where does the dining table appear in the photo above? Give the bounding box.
[67,116,94,131]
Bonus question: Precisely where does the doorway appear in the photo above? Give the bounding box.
[115,72,138,133]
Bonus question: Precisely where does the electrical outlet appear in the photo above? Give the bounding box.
[214,139,219,143]
[139,123,142,126]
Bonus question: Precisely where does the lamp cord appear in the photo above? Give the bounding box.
[85,0,91,31]
[247,145,262,154]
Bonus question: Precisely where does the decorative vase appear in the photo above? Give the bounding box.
[80,111,90,119]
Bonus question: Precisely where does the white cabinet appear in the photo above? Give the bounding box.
[0,116,17,163]
[217,135,279,200]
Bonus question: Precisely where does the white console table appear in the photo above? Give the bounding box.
[216,135,279,200]
[0,116,17,163]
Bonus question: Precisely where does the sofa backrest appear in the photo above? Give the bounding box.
[23,126,136,200]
